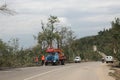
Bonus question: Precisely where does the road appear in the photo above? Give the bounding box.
[0,62,115,80]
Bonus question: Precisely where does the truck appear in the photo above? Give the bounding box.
[45,48,66,65]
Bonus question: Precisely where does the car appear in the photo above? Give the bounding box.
[105,56,114,63]
[74,56,81,63]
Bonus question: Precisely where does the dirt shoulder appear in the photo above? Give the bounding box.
[96,63,115,80]
[109,64,120,80]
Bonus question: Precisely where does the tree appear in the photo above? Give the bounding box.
[0,2,16,15]
[37,16,59,48]
[111,18,120,62]
[37,16,77,62]
[7,38,19,54]
[55,27,74,48]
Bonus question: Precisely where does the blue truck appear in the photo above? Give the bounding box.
[45,48,65,65]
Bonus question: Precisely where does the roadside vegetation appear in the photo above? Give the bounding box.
[109,66,120,80]
[0,16,120,68]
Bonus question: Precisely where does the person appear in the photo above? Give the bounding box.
[101,58,105,63]
[35,56,39,64]
[41,55,45,65]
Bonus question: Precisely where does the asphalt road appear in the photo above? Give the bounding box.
[0,62,115,80]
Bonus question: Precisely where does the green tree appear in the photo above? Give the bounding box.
[111,18,120,62]
[38,16,59,48]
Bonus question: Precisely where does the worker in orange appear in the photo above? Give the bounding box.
[35,56,39,65]
[41,55,45,65]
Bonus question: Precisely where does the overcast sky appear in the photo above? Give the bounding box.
[0,0,120,48]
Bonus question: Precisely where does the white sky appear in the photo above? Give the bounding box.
[0,0,120,48]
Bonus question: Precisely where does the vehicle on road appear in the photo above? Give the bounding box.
[74,56,81,63]
[45,48,66,65]
[105,56,114,63]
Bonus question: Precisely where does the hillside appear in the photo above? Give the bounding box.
[74,18,120,62]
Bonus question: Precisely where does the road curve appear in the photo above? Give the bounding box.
[0,62,115,80]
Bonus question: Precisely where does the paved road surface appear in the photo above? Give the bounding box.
[0,62,115,80]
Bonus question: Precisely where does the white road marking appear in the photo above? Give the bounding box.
[24,66,73,80]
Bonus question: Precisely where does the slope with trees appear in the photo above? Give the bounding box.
[74,18,120,64]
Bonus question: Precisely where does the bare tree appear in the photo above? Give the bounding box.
[0,1,16,15]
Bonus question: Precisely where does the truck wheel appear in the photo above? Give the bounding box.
[52,62,56,65]
[61,60,65,65]
[45,62,48,66]
[111,61,113,63]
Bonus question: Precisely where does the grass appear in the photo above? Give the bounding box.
[109,61,120,80]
